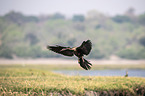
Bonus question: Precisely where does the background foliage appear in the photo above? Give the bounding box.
[0,10,145,59]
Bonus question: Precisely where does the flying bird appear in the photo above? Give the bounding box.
[47,40,92,70]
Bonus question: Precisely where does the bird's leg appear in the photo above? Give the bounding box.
[81,57,84,62]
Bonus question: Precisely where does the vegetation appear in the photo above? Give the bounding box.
[0,64,145,95]
[0,10,145,59]
[1,64,145,70]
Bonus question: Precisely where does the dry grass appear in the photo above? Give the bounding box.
[0,64,145,95]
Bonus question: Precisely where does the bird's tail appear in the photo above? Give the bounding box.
[78,57,92,70]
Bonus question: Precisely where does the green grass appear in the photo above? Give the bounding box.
[0,64,145,95]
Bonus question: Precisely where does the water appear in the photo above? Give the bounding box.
[53,69,145,77]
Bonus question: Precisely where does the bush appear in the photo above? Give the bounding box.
[139,36,145,47]
[0,45,13,59]
[117,47,145,59]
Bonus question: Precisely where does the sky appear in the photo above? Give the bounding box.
[0,0,145,17]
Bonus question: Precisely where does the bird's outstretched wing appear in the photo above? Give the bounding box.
[78,40,92,55]
[47,45,74,56]
[78,57,92,70]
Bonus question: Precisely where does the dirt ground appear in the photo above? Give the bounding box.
[0,58,145,65]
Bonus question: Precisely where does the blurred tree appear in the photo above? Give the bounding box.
[67,38,76,47]
[112,15,132,23]
[0,44,13,58]
[86,10,105,20]
[72,15,85,22]
[139,36,145,47]
[4,11,24,25]
[91,48,105,59]
[26,16,39,22]
[73,23,85,31]
[125,8,138,23]
[117,48,139,59]
[125,7,135,17]
[95,24,101,29]
[25,33,39,45]
[138,13,145,25]
[4,11,38,25]
[51,13,65,19]
[0,11,145,59]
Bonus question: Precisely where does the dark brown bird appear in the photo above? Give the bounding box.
[47,40,92,70]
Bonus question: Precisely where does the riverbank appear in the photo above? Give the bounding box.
[0,67,145,96]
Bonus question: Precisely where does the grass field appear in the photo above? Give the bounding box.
[0,64,145,96]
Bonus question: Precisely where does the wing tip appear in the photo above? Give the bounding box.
[47,45,53,51]
[87,40,92,45]
[47,45,50,49]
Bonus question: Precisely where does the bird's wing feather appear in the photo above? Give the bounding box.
[47,45,74,56]
[79,40,92,55]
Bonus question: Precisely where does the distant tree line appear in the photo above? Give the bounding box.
[0,8,145,59]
